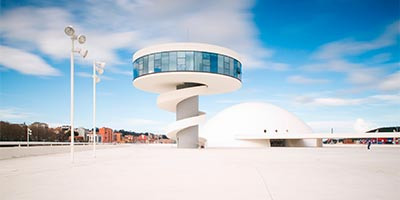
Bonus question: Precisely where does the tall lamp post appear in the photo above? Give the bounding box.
[93,61,106,158]
[27,127,32,147]
[64,25,88,162]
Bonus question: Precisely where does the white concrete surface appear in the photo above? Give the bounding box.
[0,144,123,160]
[1,145,399,200]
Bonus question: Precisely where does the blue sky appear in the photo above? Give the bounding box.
[0,0,399,133]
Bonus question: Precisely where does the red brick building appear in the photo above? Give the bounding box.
[99,127,113,143]
[124,135,134,143]
[137,134,148,143]
[113,132,122,143]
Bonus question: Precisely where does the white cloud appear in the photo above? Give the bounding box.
[99,117,167,133]
[302,59,391,87]
[370,53,392,64]
[76,71,114,80]
[307,119,375,133]
[82,0,278,69]
[287,75,329,84]
[310,97,363,106]
[303,21,399,92]
[379,71,400,91]
[353,118,372,133]
[347,68,381,84]
[370,93,400,103]
[0,7,72,59]
[307,120,356,133]
[76,72,91,78]
[0,108,33,120]
[0,45,61,76]
[263,61,290,71]
[312,20,400,59]
[0,0,282,74]
[295,93,400,106]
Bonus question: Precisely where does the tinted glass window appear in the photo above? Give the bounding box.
[138,58,143,75]
[210,53,218,73]
[185,52,194,70]
[224,56,230,75]
[133,62,139,78]
[161,52,169,71]
[143,56,148,74]
[154,53,161,72]
[133,51,241,80]
[229,58,234,76]
[194,52,202,71]
[202,53,210,72]
[177,51,186,70]
[169,52,177,71]
[218,55,223,73]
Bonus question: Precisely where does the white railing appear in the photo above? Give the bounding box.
[0,141,91,146]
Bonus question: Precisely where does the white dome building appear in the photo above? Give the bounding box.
[200,102,318,147]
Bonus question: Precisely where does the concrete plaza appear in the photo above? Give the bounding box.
[0,144,399,200]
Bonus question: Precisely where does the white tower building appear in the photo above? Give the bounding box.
[132,43,242,148]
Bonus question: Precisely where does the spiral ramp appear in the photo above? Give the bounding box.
[157,84,208,148]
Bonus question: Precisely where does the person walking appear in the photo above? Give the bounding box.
[367,139,372,150]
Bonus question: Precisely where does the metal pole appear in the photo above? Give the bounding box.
[93,61,97,158]
[27,127,29,147]
[70,38,75,162]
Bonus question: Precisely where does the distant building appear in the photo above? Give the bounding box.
[201,102,318,147]
[88,133,101,143]
[367,126,400,133]
[137,134,148,143]
[366,126,400,144]
[31,122,49,129]
[124,135,134,143]
[99,127,113,143]
[113,132,122,143]
[61,125,70,131]
[77,127,89,141]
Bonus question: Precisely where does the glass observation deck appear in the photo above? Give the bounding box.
[133,51,242,81]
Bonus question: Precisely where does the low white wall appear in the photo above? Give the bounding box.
[0,144,124,160]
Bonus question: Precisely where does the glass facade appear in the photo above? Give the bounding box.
[133,51,242,80]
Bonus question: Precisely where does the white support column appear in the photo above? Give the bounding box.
[176,95,199,148]
[316,138,323,147]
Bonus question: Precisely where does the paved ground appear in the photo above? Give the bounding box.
[0,144,122,160]
[0,144,399,200]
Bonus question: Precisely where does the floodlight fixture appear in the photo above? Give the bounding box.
[95,61,106,69]
[81,49,88,58]
[77,35,86,44]
[64,26,75,36]
[94,75,101,83]
[96,67,104,75]
[75,48,88,58]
